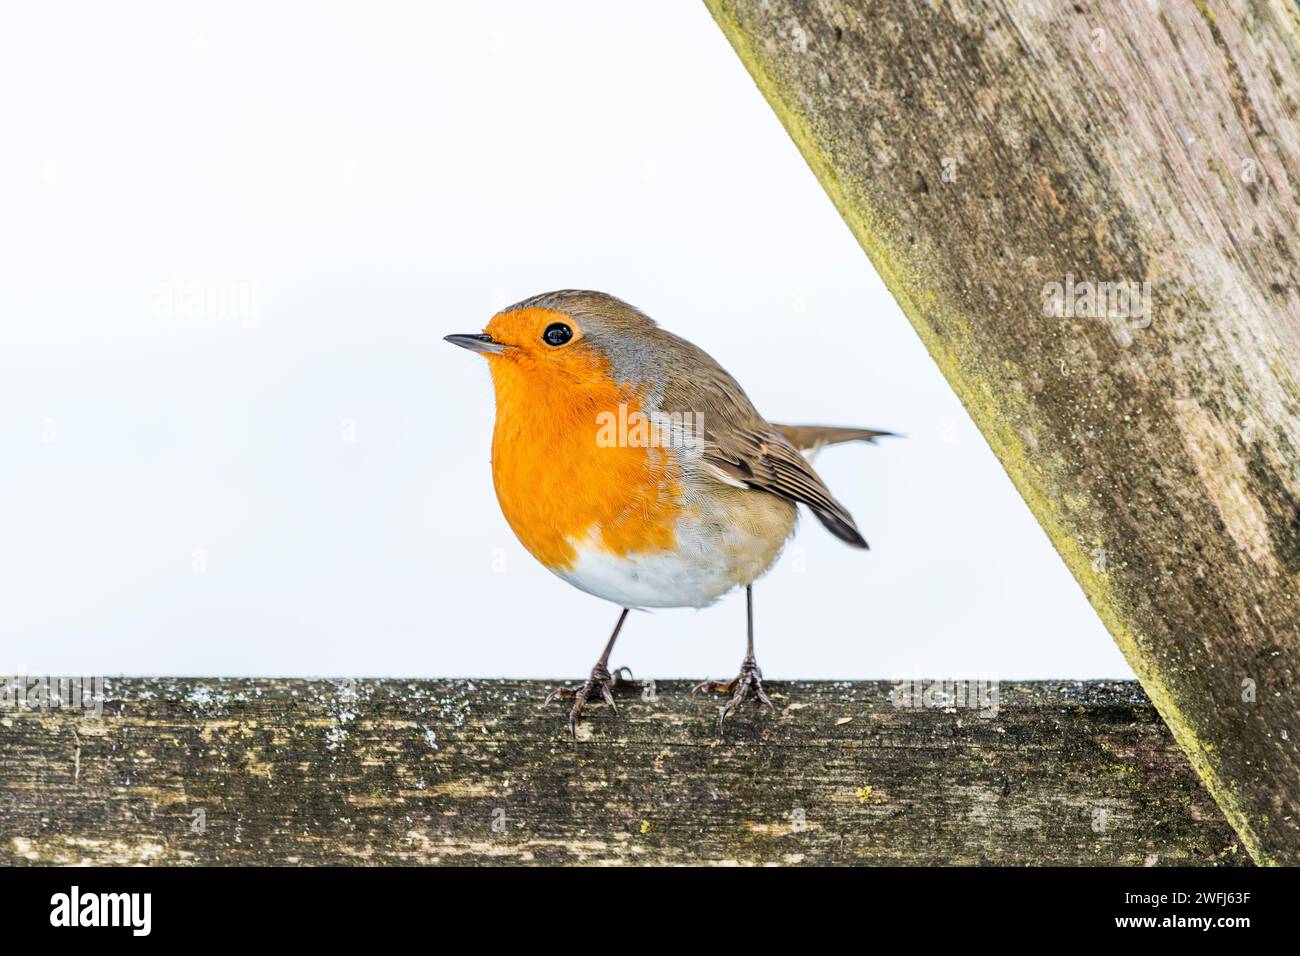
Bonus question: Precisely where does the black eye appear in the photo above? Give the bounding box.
[542,322,573,347]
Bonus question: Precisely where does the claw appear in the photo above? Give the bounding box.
[696,655,773,732]
[690,677,735,699]
[546,661,632,735]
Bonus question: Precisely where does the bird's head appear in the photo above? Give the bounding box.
[445,290,659,406]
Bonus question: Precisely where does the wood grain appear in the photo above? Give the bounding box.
[0,678,1244,865]
[703,0,1300,863]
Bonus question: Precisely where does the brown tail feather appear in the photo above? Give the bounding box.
[773,424,895,455]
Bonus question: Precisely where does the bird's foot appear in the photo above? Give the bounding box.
[545,663,635,738]
[691,654,773,732]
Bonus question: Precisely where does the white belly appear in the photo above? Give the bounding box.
[562,535,736,608]
[557,492,797,609]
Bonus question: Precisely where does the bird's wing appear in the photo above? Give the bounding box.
[656,334,868,548]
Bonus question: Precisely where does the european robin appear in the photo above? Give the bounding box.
[446,290,892,734]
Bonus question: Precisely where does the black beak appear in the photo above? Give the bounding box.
[444,333,509,355]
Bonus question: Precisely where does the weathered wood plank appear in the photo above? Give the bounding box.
[0,678,1244,865]
[702,0,1300,863]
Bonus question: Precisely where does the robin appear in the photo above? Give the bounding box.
[446,290,892,734]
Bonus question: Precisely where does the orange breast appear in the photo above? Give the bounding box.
[488,348,683,571]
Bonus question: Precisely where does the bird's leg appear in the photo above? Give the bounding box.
[545,608,635,737]
[691,585,773,731]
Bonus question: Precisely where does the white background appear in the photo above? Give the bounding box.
[0,1,1131,681]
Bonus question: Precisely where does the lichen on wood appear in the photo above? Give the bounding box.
[0,678,1244,865]
[703,0,1300,863]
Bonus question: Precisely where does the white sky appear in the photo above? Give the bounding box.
[0,1,1132,680]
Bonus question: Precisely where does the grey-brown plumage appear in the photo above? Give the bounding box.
[504,290,890,549]
[661,363,877,548]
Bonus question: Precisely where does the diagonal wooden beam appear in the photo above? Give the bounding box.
[702,0,1300,863]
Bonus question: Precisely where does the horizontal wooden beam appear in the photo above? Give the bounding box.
[0,678,1244,865]
[702,0,1300,863]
